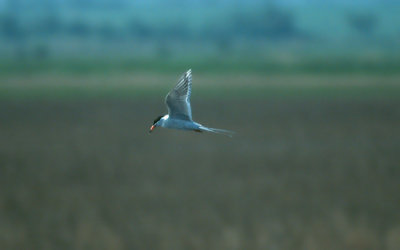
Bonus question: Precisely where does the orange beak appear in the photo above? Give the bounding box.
[149,125,155,133]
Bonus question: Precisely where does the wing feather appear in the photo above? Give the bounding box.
[165,69,192,121]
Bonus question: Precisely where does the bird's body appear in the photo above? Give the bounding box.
[157,115,201,131]
[149,69,234,137]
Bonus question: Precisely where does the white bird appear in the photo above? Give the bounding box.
[149,69,234,137]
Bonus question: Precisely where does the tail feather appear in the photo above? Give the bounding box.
[199,126,235,137]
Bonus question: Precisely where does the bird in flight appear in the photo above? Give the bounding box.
[149,69,234,137]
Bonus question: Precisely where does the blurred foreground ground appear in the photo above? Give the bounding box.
[0,73,400,250]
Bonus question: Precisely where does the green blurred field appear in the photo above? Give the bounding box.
[1,67,400,100]
[1,71,400,249]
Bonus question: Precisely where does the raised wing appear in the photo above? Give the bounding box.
[165,69,193,121]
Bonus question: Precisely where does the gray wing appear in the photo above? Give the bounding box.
[165,69,192,121]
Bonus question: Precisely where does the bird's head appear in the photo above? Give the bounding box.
[149,115,164,133]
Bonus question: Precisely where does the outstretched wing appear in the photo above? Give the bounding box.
[165,69,193,121]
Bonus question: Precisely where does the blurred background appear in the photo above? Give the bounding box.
[1,0,400,249]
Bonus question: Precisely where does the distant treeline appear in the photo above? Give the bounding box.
[0,0,397,60]
[0,6,304,41]
[0,0,385,41]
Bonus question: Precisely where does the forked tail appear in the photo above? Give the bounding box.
[199,126,235,137]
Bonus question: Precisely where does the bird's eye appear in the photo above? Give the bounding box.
[153,115,163,124]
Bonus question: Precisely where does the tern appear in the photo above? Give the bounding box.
[149,69,234,137]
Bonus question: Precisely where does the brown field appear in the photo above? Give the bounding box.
[0,74,400,249]
[1,99,400,249]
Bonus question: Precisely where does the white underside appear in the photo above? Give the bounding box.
[158,115,234,137]
[160,116,201,130]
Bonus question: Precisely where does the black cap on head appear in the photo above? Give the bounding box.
[153,115,163,125]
